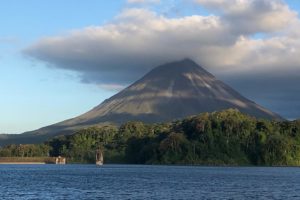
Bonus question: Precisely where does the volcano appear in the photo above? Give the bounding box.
[1,59,282,145]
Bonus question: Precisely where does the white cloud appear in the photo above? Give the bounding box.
[22,1,300,118]
[195,0,297,34]
[24,9,235,84]
[24,4,300,82]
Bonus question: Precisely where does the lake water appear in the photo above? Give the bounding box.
[0,165,300,199]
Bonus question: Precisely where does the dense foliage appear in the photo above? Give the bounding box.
[0,144,50,157]
[1,109,300,166]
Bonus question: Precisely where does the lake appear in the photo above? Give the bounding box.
[0,165,300,199]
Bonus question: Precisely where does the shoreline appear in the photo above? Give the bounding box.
[0,162,46,164]
[0,157,58,164]
[0,162,299,167]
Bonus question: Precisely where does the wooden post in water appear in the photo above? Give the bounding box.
[96,149,103,166]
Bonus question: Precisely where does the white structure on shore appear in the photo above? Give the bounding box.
[55,156,66,164]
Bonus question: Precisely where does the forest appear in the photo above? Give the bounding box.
[1,109,300,166]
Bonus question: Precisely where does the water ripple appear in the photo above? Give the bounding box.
[0,165,300,199]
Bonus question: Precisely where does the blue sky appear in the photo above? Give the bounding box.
[1,0,300,133]
[0,0,124,133]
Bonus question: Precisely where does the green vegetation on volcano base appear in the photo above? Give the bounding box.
[1,109,300,166]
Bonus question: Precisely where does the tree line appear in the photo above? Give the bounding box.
[1,109,300,166]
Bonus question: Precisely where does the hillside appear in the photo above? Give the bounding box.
[1,110,298,166]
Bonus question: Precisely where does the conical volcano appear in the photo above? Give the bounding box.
[68,58,281,124]
[24,59,282,138]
